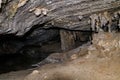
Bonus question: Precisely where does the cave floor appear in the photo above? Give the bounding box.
[0,32,120,80]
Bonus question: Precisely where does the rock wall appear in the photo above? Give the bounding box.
[0,0,119,35]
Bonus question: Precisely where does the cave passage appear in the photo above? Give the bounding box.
[0,27,92,74]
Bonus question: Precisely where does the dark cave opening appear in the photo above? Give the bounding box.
[0,27,92,74]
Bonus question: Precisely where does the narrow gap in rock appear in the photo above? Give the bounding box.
[0,27,92,74]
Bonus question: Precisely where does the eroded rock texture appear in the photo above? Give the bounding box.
[0,0,120,76]
[0,0,119,54]
[0,0,119,35]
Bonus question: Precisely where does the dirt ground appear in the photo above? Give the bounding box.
[0,32,120,80]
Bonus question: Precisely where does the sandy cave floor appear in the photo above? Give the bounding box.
[0,32,120,80]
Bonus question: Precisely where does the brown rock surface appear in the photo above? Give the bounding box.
[0,32,120,80]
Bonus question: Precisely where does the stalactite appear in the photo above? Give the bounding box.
[89,10,120,33]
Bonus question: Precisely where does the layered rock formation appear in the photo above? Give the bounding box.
[0,0,119,35]
[0,0,119,54]
[0,0,119,78]
[0,0,120,53]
